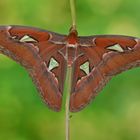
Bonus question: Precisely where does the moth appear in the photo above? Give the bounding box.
[0,25,140,112]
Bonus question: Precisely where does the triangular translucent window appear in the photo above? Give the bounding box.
[80,61,90,75]
[48,58,59,71]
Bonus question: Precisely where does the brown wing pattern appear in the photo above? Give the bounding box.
[70,35,140,112]
[0,25,67,111]
[1,26,140,112]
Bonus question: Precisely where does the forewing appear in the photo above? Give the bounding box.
[0,25,67,111]
[70,35,140,112]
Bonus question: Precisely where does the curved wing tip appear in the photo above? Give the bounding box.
[70,105,85,112]
[45,103,62,112]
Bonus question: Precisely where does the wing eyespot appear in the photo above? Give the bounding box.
[48,57,59,71]
[47,57,60,86]
[76,61,90,85]
[11,35,38,43]
[106,44,124,52]
[80,61,90,75]
[127,47,133,51]
[19,35,37,43]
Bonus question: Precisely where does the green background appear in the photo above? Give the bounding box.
[0,0,140,140]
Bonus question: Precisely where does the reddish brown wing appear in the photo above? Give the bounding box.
[0,25,67,111]
[70,35,140,112]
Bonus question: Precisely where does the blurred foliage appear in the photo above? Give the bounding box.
[0,0,140,140]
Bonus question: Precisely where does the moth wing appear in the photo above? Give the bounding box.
[0,25,67,111]
[70,35,140,112]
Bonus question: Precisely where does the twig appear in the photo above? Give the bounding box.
[65,67,72,140]
[70,0,76,29]
[65,1,76,140]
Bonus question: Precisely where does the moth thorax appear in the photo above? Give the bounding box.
[67,44,77,66]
